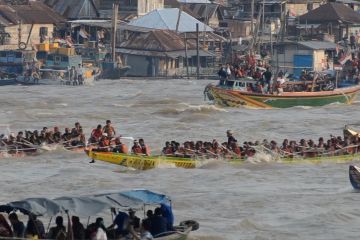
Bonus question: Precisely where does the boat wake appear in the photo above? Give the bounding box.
[196,158,227,169]
[244,152,278,164]
[155,103,228,116]
[288,105,313,110]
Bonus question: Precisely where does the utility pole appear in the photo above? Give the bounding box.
[176,5,182,33]
[250,0,255,55]
[184,32,189,79]
[111,3,119,63]
[251,0,255,35]
[196,23,200,79]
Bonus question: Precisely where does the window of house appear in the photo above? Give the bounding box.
[54,56,61,64]
[40,27,48,36]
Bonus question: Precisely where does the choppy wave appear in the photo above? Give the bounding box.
[1,80,360,239]
[155,103,228,116]
[245,152,277,164]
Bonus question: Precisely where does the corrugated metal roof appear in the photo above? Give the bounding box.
[0,1,65,25]
[129,8,214,33]
[116,48,215,58]
[42,0,99,19]
[297,41,338,50]
[120,30,197,52]
[299,2,360,24]
[182,3,219,20]
[118,29,215,58]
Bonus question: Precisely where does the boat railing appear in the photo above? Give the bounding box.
[153,229,189,238]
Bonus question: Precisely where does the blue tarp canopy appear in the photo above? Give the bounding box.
[53,196,113,217]
[120,189,171,206]
[0,190,170,217]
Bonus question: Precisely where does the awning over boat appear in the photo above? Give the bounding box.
[0,190,170,217]
[120,189,171,205]
[2,198,62,216]
[53,196,113,217]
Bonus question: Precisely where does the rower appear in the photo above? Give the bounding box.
[8,133,16,144]
[71,122,82,138]
[113,137,128,153]
[16,131,24,142]
[139,138,150,156]
[53,127,62,143]
[162,142,173,155]
[98,133,110,151]
[90,124,103,143]
[62,128,72,142]
[131,140,143,155]
[103,120,116,138]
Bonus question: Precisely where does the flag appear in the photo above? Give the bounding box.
[79,28,89,39]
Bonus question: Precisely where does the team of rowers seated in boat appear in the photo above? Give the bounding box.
[0,206,173,240]
[0,122,86,154]
[89,120,151,155]
[160,130,360,159]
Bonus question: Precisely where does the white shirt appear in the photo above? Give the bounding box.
[141,231,153,240]
[93,228,107,240]
[277,78,285,85]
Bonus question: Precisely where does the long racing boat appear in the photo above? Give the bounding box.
[85,150,197,170]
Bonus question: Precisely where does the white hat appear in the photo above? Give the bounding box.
[102,133,108,137]
[10,132,15,138]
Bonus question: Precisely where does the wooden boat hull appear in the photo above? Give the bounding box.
[207,84,360,108]
[349,165,360,190]
[16,75,96,86]
[86,151,196,170]
[155,227,191,240]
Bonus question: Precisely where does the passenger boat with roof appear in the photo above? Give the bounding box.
[0,49,38,86]
[16,44,100,85]
[205,74,360,108]
[0,189,199,240]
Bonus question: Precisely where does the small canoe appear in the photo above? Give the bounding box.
[349,165,360,190]
[85,150,197,170]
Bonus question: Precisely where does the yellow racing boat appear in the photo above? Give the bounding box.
[86,150,197,170]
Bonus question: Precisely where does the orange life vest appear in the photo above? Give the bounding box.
[100,138,110,147]
[132,146,143,154]
[163,147,173,155]
[92,129,102,139]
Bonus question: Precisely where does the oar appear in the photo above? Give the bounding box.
[219,145,241,160]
